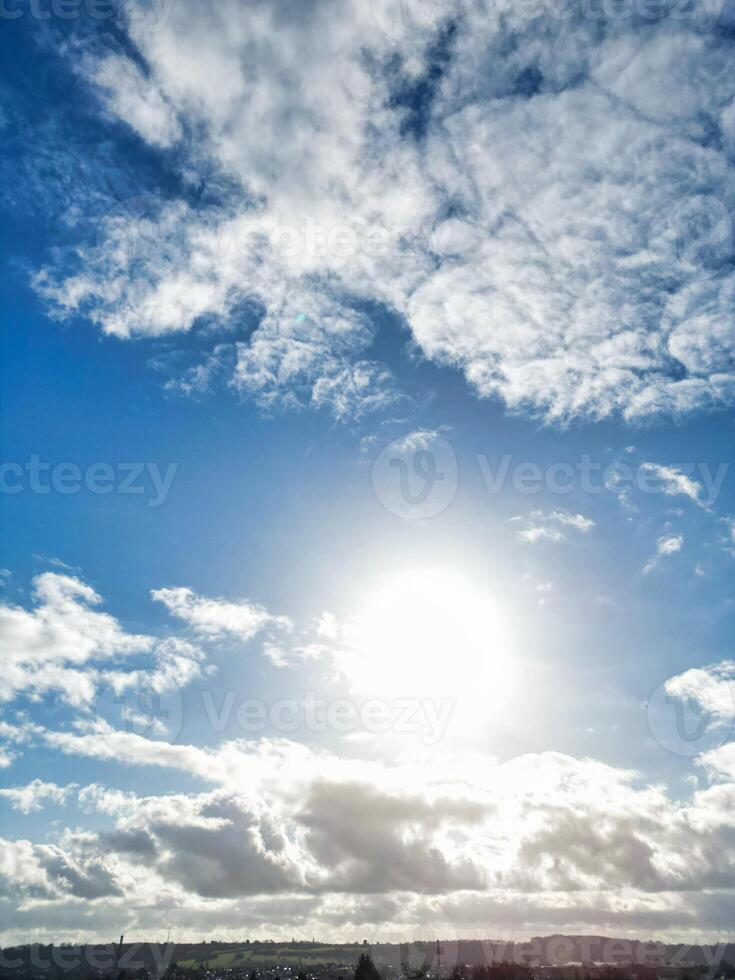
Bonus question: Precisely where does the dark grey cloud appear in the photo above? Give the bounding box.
[298,782,486,893]
[99,828,158,858]
[37,849,123,901]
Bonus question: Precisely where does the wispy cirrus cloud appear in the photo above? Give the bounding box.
[643,534,684,574]
[721,515,735,554]
[511,509,595,544]
[151,586,289,641]
[639,463,707,508]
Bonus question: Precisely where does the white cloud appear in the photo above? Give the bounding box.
[43,719,212,773]
[512,509,595,544]
[2,623,735,936]
[0,838,58,898]
[231,296,406,419]
[721,516,735,553]
[666,660,735,721]
[33,3,735,422]
[4,729,735,942]
[639,463,705,507]
[643,534,684,573]
[0,573,153,706]
[533,580,555,607]
[151,586,288,641]
[658,535,684,555]
[0,780,75,814]
[103,637,207,697]
[0,574,208,708]
[700,740,735,782]
[86,54,182,149]
[386,429,444,454]
[32,555,81,572]
[0,719,38,739]
[0,833,123,903]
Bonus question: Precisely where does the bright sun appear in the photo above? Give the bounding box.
[342,567,515,705]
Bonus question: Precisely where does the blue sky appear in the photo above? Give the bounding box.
[2,0,735,946]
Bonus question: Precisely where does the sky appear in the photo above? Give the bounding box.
[1,0,735,948]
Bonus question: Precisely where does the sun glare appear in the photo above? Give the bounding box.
[343,568,515,706]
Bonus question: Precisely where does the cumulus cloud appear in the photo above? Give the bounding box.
[0,573,153,706]
[298,781,485,894]
[103,637,207,698]
[0,573,206,708]
[0,780,75,814]
[0,829,127,906]
[3,732,735,942]
[31,0,735,423]
[666,660,735,721]
[0,838,60,899]
[700,740,735,782]
[3,569,727,944]
[0,719,39,769]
